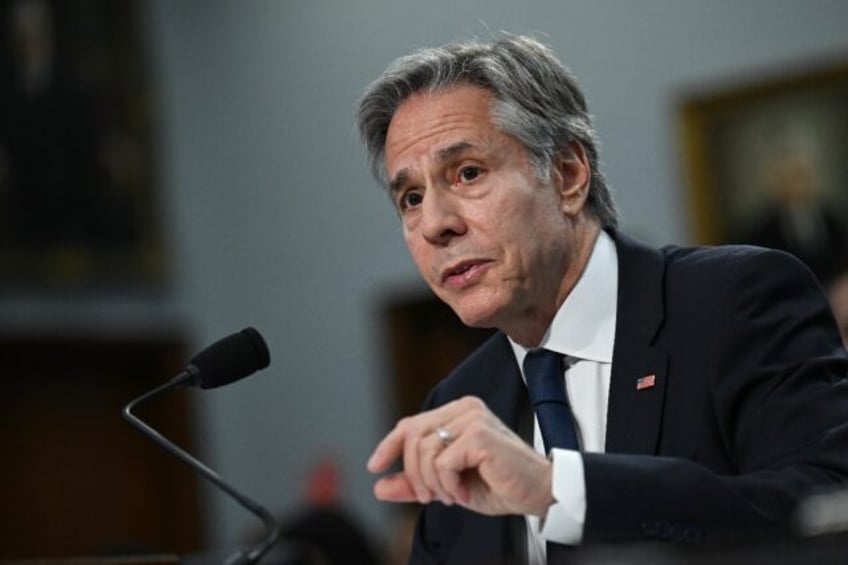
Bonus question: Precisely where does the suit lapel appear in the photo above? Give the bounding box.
[481,333,533,443]
[605,231,670,455]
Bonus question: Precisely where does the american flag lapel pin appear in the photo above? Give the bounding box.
[636,374,656,391]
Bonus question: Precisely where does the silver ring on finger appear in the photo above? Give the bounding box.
[435,426,455,446]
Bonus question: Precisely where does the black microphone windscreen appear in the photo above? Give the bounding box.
[189,327,270,389]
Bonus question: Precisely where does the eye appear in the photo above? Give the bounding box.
[399,189,423,211]
[457,165,483,184]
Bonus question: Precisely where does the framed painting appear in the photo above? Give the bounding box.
[0,0,165,290]
[678,55,848,285]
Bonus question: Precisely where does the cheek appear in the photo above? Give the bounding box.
[487,198,545,245]
[501,205,565,270]
[405,237,437,279]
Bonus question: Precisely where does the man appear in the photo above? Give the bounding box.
[357,35,848,564]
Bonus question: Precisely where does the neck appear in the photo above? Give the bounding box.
[508,221,601,348]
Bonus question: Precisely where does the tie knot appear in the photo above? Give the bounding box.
[523,349,566,406]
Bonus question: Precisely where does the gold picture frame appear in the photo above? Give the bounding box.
[678,55,848,283]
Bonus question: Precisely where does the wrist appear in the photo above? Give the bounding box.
[532,455,555,518]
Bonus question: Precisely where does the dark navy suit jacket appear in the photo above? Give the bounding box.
[408,230,848,565]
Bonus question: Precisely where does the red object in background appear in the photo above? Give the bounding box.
[305,457,340,507]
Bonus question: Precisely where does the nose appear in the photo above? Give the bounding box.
[420,188,466,246]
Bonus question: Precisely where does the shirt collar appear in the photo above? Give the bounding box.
[510,230,618,366]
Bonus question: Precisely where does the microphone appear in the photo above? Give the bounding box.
[186,326,270,389]
[123,327,280,564]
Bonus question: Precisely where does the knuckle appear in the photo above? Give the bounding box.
[434,456,452,474]
[459,395,486,413]
[395,416,411,432]
[397,415,425,437]
[468,396,486,409]
[465,419,487,440]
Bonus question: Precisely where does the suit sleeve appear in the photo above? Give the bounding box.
[581,249,848,545]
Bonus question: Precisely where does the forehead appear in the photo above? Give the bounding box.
[384,84,498,174]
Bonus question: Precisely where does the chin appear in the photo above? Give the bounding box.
[448,297,503,330]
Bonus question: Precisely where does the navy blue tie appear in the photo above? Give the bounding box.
[523,349,578,564]
[523,349,578,452]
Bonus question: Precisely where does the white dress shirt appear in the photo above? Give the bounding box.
[508,230,618,564]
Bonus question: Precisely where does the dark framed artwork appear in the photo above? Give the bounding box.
[678,56,848,285]
[0,0,165,290]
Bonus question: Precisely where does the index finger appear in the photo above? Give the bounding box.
[366,396,482,473]
[367,421,407,473]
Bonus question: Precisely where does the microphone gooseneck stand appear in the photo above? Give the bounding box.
[124,370,280,564]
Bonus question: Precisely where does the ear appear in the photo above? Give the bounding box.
[552,141,591,218]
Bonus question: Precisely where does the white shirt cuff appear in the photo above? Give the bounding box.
[539,448,586,545]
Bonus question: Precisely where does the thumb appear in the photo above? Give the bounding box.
[374,472,418,503]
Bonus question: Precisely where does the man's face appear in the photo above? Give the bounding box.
[384,84,591,338]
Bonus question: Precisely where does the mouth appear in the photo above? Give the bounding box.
[441,259,493,288]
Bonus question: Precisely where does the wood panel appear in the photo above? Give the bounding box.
[383,293,494,420]
[0,333,203,559]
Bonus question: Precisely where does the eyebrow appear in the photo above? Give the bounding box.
[388,141,476,195]
[436,140,474,163]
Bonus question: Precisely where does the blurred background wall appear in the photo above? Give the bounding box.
[2,0,847,559]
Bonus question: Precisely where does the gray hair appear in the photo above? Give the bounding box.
[357,34,618,228]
